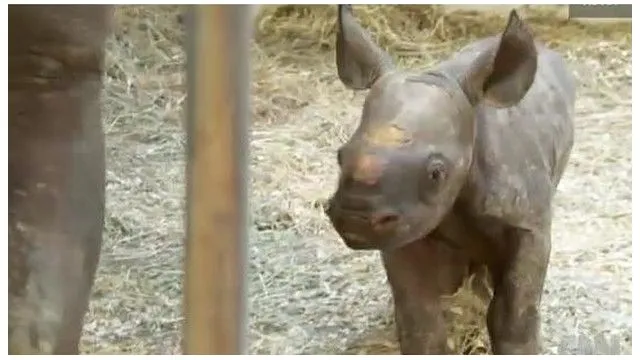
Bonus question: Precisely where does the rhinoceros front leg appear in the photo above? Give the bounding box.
[8,5,112,354]
[382,237,469,354]
[487,227,551,354]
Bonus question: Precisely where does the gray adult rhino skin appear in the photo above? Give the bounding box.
[9,5,112,354]
[324,5,575,355]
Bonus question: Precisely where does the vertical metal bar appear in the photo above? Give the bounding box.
[183,5,250,355]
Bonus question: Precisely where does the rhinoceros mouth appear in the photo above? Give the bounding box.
[378,227,426,252]
[377,210,442,252]
[339,219,434,252]
[341,232,378,250]
[325,195,443,251]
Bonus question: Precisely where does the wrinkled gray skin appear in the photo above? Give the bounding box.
[9,5,112,354]
[324,5,575,355]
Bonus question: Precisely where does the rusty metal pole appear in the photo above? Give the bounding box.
[183,5,250,355]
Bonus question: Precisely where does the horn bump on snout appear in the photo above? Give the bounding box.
[364,124,411,148]
[352,154,385,186]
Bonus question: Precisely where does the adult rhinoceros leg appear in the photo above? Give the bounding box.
[381,237,469,354]
[8,5,112,354]
[486,226,551,354]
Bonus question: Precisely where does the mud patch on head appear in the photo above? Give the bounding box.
[364,124,411,148]
[352,154,385,185]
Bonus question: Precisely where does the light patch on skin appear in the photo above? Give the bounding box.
[363,124,411,148]
[9,281,59,354]
[9,224,70,354]
[352,154,384,185]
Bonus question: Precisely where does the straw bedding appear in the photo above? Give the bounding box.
[80,5,631,354]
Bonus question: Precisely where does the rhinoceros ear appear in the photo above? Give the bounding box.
[463,9,538,108]
[336,5,395,90]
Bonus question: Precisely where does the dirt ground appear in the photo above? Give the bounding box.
[80,5,632,355]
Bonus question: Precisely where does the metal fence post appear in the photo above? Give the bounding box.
[183,5,250,355]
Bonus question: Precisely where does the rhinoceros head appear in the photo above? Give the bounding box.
[325,5,538,251]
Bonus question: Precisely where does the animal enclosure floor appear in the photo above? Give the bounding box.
[81,6,631,355]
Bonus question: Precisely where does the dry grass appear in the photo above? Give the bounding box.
[81,5,632,355]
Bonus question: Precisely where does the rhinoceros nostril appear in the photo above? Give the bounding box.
[370,211,400,232]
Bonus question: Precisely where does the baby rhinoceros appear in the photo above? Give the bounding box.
[324,5,575,355]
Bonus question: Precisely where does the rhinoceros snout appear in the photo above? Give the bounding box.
[324,193,404,250]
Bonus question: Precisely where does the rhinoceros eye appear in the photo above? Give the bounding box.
[420,154,449,203]
[425,155,448,184]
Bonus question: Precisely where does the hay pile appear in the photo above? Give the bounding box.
[82,5,631,355]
